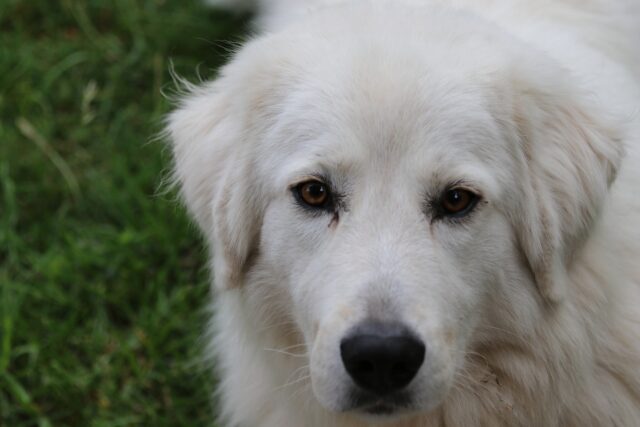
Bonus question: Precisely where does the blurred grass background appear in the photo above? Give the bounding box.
[0,1,249,425]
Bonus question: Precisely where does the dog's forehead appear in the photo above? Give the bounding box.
[244,25,516,193]
[267,63,507,191]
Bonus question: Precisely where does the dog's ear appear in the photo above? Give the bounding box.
[167,79,261,290]
[511,84,624,303]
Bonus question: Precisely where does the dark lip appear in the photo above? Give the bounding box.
[363,401,399,415]
[349,391,413,416]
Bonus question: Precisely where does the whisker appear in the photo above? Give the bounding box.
[289,381,313,402]
[273,374,311,392]
[257,319,299,334]
[274,343,309,351]
[264,347,309,358]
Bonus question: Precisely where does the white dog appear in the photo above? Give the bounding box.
[167,1,640,425]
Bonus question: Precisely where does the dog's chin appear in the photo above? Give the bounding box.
[354,407,414,424]
[348,395,421,424]
[353,399,416,420]
[320,387,427,422]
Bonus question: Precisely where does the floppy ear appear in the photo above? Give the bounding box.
[167,80,261,290]
[512,85,624,303]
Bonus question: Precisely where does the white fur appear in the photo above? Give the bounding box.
[169,1,640,425]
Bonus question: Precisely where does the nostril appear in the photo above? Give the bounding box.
[340,321,425,396]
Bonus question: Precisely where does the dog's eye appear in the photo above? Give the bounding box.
[440,188,478,216]
[296,180,330,208]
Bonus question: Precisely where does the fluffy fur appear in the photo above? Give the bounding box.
[169,1,640,425]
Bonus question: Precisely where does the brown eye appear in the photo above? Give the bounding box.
[441,188,477,216]
[297,180,330,207]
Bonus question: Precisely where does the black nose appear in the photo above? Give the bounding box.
[340,321,425,396]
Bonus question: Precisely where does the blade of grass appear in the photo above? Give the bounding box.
[16,117,81,201]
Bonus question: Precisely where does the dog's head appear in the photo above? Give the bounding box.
[168,4,622,420]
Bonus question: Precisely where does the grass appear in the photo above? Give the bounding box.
[0,1,249,425]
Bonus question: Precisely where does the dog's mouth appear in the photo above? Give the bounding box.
[363,402,400,415]
[348,390,414,416]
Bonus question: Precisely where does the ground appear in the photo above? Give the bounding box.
[0,1,248,425]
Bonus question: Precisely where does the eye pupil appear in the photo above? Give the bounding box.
[307,183,324,198]
[298,180,329,207]
[441,188,475,215]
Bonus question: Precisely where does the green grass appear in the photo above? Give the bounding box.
[0,1,249,425]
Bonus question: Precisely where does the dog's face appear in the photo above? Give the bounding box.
[259,71,513,414]
[168,5,621,421]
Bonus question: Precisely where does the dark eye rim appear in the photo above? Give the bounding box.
[291,179,334,212]
[436,187,481,219]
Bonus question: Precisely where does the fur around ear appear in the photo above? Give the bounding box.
[167,79,261,290]
[166,37,299,290]
[512,83,624,303]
